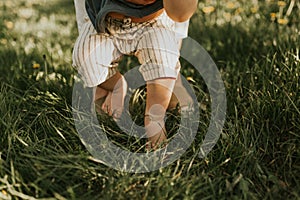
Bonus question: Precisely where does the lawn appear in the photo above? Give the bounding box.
[0,0,299,199]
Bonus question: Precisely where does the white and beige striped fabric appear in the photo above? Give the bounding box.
[72,0,188,87]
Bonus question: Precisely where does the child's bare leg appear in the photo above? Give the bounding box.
[94,72,127,119]
[94,86,109,114]
[145,78,176,150]
[94,86,109,101]
[168,75,193,110]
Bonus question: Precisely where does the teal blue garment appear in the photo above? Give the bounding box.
[86,0,164,33]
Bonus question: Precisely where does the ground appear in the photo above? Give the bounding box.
[0,0,299,199]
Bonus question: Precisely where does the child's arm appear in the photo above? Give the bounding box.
[163,0,198,22]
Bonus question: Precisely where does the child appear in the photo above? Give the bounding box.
[72,0,197,149]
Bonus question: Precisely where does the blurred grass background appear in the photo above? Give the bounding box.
[0,0,299,199]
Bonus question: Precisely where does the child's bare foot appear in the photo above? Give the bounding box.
[145,131,167,151]
[144,108,167,151]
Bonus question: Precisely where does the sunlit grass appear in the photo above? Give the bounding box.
[0,0,299,199]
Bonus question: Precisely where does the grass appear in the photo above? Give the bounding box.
[0,0,299,199]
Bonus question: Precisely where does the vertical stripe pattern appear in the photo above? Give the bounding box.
[72,11,182,87]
